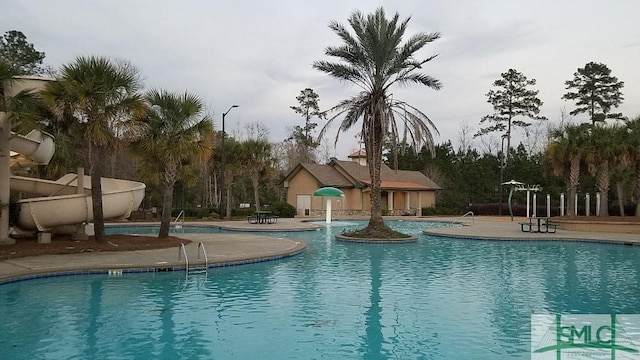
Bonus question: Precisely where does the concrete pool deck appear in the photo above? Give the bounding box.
[0,216,638,283]
[423,216,640,244]
[0,230,310,283]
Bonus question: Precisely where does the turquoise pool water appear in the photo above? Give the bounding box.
[1,220,639,359]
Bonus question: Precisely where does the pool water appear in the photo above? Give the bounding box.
[1,220,640,359]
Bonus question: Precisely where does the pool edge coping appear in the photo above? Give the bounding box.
[0,238,307,285]
[423,229,640,246]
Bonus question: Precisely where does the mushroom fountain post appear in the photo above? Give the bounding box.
[313,187,345,224]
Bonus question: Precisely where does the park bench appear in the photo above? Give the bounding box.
[520,217,557,233]
[247,211,277,224]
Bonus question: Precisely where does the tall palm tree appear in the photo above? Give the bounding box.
[44,56,146,242]
[585,124,621,216]
[624,116,640,216]
[314,7,441,235]
[239,138,274,211]
[547,123,589,216]
[130,90,213,238]
[609,124,633,216]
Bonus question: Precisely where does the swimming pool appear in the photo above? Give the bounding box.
[1,220,639,359]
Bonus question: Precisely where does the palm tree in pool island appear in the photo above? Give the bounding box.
[314,7,441,237]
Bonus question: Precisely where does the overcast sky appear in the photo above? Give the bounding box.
[5,0,640,159]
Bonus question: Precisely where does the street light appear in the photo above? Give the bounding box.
[219,104,239,219]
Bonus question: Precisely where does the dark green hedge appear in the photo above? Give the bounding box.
[171,207,215,219]
[267,202,296,218]
[421,206,462,216]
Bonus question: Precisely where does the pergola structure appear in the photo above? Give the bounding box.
[502,180,541,220]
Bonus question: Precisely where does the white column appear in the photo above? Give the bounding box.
[387,191,394,213]
[596,192,601,217]
[404,191,410,211]
[417,192,422,216]
[585,193,590,216]
[0,112,12,244]
[546,194,551,218]
[574,193,578,216]
[526,190,531,218]
[560,193,565,216]
[325,198,332,224]
[533,193,537,217]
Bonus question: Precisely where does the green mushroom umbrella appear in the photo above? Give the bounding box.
[313,187,345,224]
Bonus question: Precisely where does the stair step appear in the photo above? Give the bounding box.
[188,266,208,274]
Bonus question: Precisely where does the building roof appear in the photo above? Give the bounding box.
[347,149,366,158]
[361,180,436,191]
[283,158,441,191]
[283,163,354,187]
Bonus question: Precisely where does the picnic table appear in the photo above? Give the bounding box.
[247,211,278,224]
[519,217,557,233]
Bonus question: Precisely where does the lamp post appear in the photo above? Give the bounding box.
[219,105,238,219]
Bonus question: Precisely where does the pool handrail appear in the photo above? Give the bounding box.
[197,242,208,269]
[452,211,474,226]
[178,243,189,271]
[174,210,185,229]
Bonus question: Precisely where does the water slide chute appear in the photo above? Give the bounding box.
[2,76,145,242]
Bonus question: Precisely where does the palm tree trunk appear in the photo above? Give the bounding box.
[597,160,610,216]
[159,181,174,238]
[567,155,580,216]
[616,181,625,216]
[90,144,106,242]
[369,167,384,228]
[366,108,385,230]
[159,164,177,238]
[567,184,577,216]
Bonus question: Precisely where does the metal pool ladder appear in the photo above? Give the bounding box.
[178,242,209,275]
[174,210,185,229]
[451,211,474,226]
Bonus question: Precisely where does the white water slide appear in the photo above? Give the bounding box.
[10,130,145,233]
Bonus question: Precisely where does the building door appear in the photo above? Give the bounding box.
[297,195,311,216]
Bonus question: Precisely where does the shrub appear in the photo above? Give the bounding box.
[267,202,296,218]
[171,207,215,219]
[231,207,254,217]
